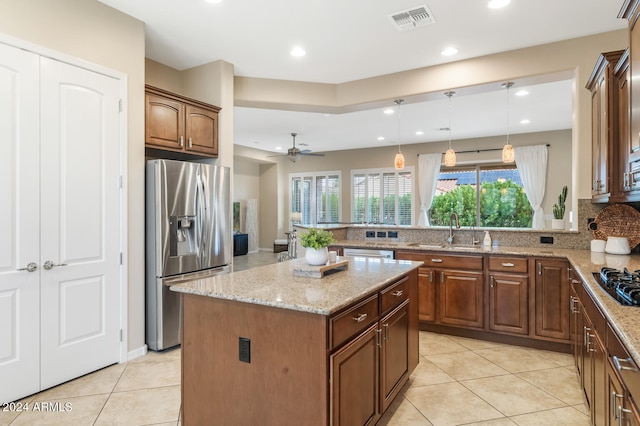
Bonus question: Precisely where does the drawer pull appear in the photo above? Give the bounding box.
[613,356,638,372]
[352,313,368,323]
[391,290,404,297]
[431,258,443,263]
[501,262,515,267]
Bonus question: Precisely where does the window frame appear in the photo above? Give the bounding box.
[430,162,532,229]
[351,166,415,226]
[289,170,342,226]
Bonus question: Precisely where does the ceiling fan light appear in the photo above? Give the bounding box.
[394,152,405,170]
[444,148,456,167]
[502,143,515,163]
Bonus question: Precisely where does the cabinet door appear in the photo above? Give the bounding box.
[608,361,627,426]
[330,323,380,426]
[570,284,584,380]
[418,267,436,322]
[438,269,483,328]
[582,313,595,412]
[0,43,41,404]
[380,300,409,412]
[592,332,606,426]
[145,91,185,149]
[488,273,528,335]
[185,104,218,156]
[534,259,570,341]
[592,78,607,196]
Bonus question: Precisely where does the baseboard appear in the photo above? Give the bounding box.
[127,344,148,362]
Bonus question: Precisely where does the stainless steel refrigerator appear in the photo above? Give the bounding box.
[146,159,231,351]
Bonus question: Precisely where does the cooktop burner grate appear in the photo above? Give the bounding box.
[594,267,640,306]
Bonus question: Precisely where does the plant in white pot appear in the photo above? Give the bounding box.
[552,185,568,230]
[300,228,334,266]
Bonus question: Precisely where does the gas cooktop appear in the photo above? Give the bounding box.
[593,267,640,306]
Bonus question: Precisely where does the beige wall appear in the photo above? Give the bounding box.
[233,158,261,235]
[266,130,572,241]
[0,0,146,354]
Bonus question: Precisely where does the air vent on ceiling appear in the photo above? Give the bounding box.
[388,5,436,31]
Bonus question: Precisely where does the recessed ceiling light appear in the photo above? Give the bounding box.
[205,0,222,3]
[290,46,306,57]
[441,47,458,56]
[488,0,510,9]
[377,136,385,141]
[384,108,395,115]
[515,90,529,96]
[416,131,424,135]
[520,119,530,124]
[275,146,282,150]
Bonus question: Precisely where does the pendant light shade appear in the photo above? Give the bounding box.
[502,82,515,163]
[444,91,456,167]
[394,152,405,169]
[394,99,405,170]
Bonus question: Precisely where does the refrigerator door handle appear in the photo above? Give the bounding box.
[196,172,206,264]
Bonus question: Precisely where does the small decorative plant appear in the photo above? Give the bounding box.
[553,185,568,220]
[300,228,334,250]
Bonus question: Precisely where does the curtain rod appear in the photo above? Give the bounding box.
[417,143,550,156]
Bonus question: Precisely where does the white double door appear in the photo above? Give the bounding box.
[0,42,122,403]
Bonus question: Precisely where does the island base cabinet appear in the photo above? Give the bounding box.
[330,324,380,426]
[380,300,410,412]
[181,294,329,426]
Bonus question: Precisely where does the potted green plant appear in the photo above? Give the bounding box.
[552,185,567,230]
[300,228,334,265]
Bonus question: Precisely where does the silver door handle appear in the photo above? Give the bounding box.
[352,313,368,323]
[43,260,68,270]
[501,262,514,267]
[17,262,38,272]
[431,258,443,263]
[391,290,404,297]
[189,137,193,148]
[180,136,184,147]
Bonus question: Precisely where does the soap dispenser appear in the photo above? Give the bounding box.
[483,231,492,247]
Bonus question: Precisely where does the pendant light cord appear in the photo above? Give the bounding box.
[395,99,403,152]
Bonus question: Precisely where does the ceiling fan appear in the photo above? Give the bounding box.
[272,133,325,162]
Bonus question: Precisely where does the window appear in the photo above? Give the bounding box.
[429,165,532,228]
[290,171,341,225]
[352,167,414,225]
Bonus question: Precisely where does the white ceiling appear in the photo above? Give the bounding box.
[100,0,627,155]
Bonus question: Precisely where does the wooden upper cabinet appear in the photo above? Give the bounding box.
[586,50,624,202]
[145,85,220,158]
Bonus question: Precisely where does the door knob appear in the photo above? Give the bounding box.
[17,262,38,272]
[43,260,68,270]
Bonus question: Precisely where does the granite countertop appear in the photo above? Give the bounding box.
[333,240,640,366]
[170,257,422,316]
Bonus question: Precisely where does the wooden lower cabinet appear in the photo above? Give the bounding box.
[331,323,380,426]
[417,267,436,322]
[534,258,570,341]
[438,269,484,328]
[380,300,410,412]
[488,272,528,335]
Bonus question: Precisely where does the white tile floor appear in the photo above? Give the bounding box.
[1,252,590,426]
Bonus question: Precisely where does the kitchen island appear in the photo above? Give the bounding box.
[170,256,422,426]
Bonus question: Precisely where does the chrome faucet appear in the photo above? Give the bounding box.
[447,213,460,245]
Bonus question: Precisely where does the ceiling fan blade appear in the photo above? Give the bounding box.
[301,152,325,156]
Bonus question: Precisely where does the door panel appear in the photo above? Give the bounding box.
[0,43,41,403]
[39,57,121,389]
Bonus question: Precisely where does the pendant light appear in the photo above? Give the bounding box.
[394,99,405,170]
[502,82,515,163]
[444,91,456,167]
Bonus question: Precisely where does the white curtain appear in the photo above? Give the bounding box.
[514,144,548,230]
[418,153,443,226]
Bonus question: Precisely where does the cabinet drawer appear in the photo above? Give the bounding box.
[423,254,482,269]
[488,256,527,273]
[330,294,379,350]
[380,275,409,314]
